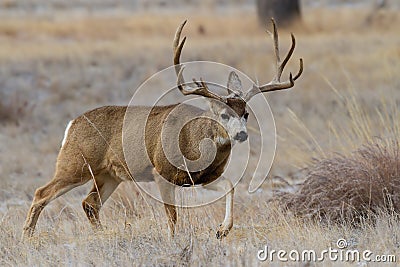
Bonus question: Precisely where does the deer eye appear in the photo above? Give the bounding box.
[221,113,229,120]
[244,112,249,120]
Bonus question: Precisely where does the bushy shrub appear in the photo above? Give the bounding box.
[278,140,400,223]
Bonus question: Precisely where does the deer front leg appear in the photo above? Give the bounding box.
[154,172,176,237]
[206,177,234,239]
[216,178,234,239]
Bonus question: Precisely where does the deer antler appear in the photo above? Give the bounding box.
[244,18,303,102]
[173,19,187,77]
[173,20,226,102]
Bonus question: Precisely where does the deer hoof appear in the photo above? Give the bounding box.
[216,224,230,239]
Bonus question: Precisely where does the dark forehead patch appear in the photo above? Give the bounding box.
[226,97,246,117]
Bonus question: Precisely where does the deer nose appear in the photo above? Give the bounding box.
[234,131,248,142]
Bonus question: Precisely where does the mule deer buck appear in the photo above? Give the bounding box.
[22,19,302,240]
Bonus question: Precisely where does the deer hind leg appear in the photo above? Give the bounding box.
[22,171,90,240]
[205,177,234,239]
[154,174,176,237]
[82,173,120,230]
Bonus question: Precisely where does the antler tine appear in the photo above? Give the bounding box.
[293,58,304,81]
[173,19,187,76]
[271,18,280,74]
[244,19,303,101]
[277,33,296,81]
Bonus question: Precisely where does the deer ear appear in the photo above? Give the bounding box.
[227,71,242,94]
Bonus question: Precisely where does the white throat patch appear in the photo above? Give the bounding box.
[215,136,230,145]
[226,116,247,140]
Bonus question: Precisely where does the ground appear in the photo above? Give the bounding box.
[0,1,400,266]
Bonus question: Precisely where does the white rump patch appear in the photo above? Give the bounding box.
[61,120,73,148]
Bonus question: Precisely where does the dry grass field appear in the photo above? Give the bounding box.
[1,1,400,266]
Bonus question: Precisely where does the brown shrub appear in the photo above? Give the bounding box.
[277,140,400,223]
